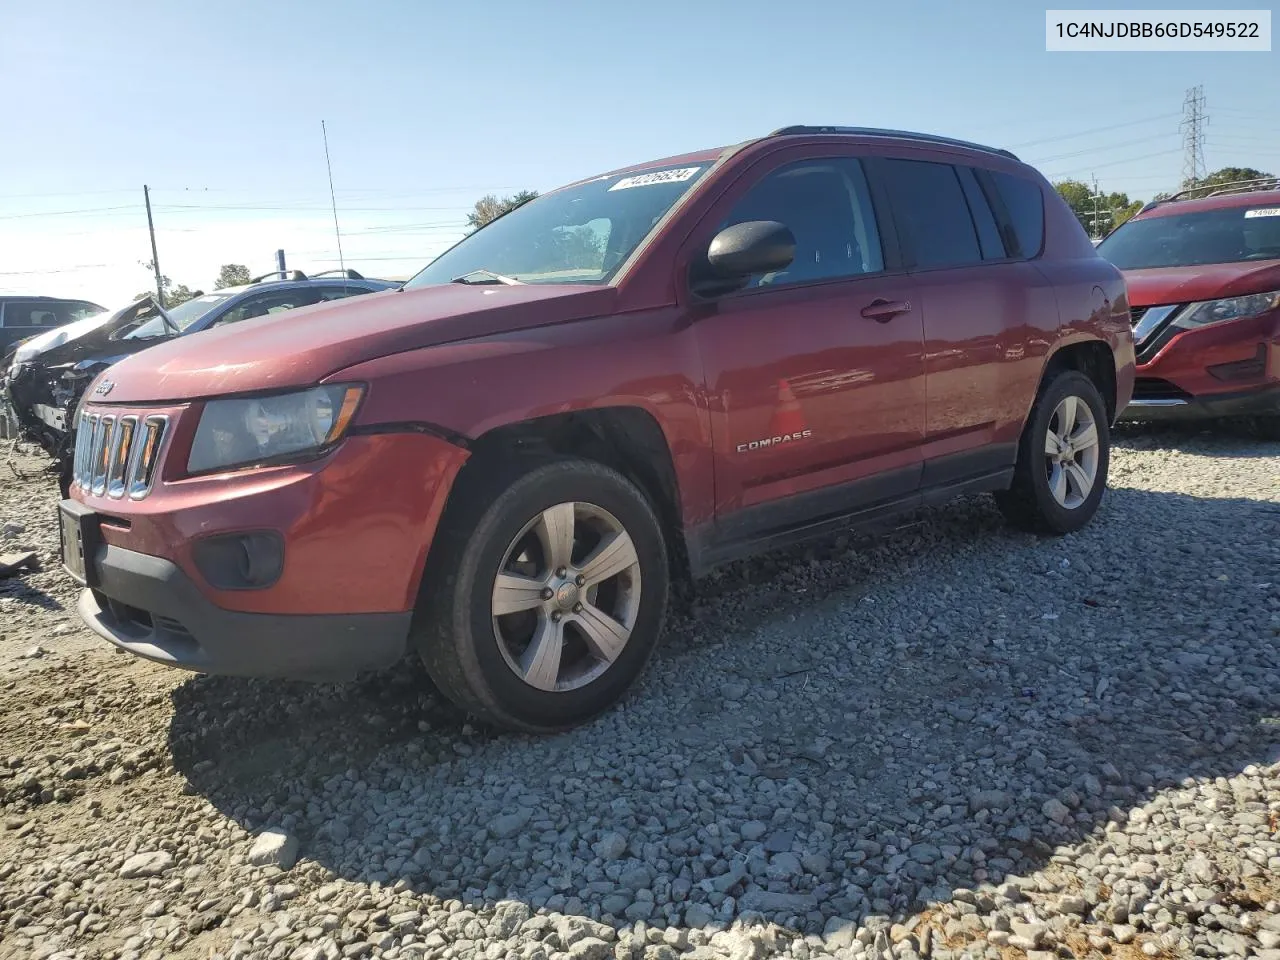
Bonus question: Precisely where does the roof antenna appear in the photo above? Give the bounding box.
[321,120,347,289]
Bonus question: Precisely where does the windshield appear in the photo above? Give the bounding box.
[404,163,711,288]
[124,293,236,339]
[1098,204,1280,269]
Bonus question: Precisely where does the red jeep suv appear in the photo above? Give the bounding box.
[61,126,1134,731]
[1097,181,1280,436]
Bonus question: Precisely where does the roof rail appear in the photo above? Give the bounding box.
[768,125,1019,161]
[251,269,309,283]
[309,268,366,280]
[1152,176,1280,206]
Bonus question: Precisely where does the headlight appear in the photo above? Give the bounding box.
[187,384,364,474]
[1174,290,1280,330]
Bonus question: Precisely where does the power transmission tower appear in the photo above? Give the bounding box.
[1180,85,1207,188]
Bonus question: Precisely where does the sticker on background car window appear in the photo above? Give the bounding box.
[1243,208,1280,219]
[609,167,701,191]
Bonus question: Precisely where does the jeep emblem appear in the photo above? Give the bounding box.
[93,379,115,397]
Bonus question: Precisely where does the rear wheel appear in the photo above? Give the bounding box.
[995,369,1110,534]
[413,458,669,732]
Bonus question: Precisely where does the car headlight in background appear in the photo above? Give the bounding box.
[1174,290,1280,330]
[187,384,364,474]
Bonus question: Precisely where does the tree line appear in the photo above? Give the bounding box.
[1054,166,1276,239]
[134,263,253,308]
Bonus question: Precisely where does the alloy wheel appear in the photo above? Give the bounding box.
[1043,394,1100,509]
[490,501,642,691]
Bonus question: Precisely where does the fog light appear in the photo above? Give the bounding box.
[1207,344,1267,382]
[192,532,284,590]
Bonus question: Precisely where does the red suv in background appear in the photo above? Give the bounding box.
[1097,181,1280,437]
[61,126,1133,731]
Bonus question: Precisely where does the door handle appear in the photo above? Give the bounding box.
[861,298,911,322]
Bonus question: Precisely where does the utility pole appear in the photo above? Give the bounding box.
[144,185,164,306]
[1091,174,1101,240]
[1181,85,1207,190]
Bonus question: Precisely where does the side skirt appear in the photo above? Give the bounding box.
[687,444,1015,576]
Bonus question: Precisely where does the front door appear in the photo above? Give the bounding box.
[687,152,927,533]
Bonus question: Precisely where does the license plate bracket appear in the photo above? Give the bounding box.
[58,499,101,588]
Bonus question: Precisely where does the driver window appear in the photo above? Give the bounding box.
[720,158,884,288]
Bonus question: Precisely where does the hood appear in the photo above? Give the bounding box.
[98,283,618,403]
[12,299,171,369]
[1122,259,1280,307]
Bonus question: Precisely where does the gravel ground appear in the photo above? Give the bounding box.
[1,424,1278,960]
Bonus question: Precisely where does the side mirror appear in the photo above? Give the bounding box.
[707,220,796,279]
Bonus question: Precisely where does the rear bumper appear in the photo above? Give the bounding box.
[79,543,412,680]
[1119,384,1280,421]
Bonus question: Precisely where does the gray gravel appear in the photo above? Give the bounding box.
[1,423,1278,960]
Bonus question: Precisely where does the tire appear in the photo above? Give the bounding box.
[1253,416,1280,442]
[57,457,73,500]
[995,369,1110,535]
[413,457,669,732]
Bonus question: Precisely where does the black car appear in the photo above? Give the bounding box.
[3,270,397,492]
[0,296,106,354]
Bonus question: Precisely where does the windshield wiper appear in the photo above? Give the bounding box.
[450,269,524,286]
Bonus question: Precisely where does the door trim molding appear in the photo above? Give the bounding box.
[687,442,1015,575]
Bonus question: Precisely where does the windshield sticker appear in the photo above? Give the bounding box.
[1244,208,1280,219]
[609,167,701,191]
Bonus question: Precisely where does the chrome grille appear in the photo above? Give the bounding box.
[72,411,168,499]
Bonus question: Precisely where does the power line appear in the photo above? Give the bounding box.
[1029,133,1181,165]
[0,264,118,276]
[1008,112,1182,150]
[1044,147,1183,179]
[0,205,140,221]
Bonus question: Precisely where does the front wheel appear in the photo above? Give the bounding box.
[413,458,669,732]
[1253,416,1280,442]
[995,369,1110,535]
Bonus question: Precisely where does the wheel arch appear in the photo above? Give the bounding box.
[452,406,693,586]
[1038,338,1118,423]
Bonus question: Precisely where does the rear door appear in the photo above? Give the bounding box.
[874,156,1054,481]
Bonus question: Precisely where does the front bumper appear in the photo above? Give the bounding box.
[1119,384,1280,421]
[1123,309,1280,423]
[79,542,412,680]
[64,401,470,678]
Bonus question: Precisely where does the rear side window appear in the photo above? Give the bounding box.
[881,160,982,269]
[212,289,322,328]
[1,301,76,328]
[956,167,1008,260]
[988,171,1045,258]
[317,285,372,301]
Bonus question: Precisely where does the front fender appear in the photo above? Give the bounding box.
[325,309,715,527]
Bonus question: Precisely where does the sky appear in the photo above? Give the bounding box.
[1,0,1277,306]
